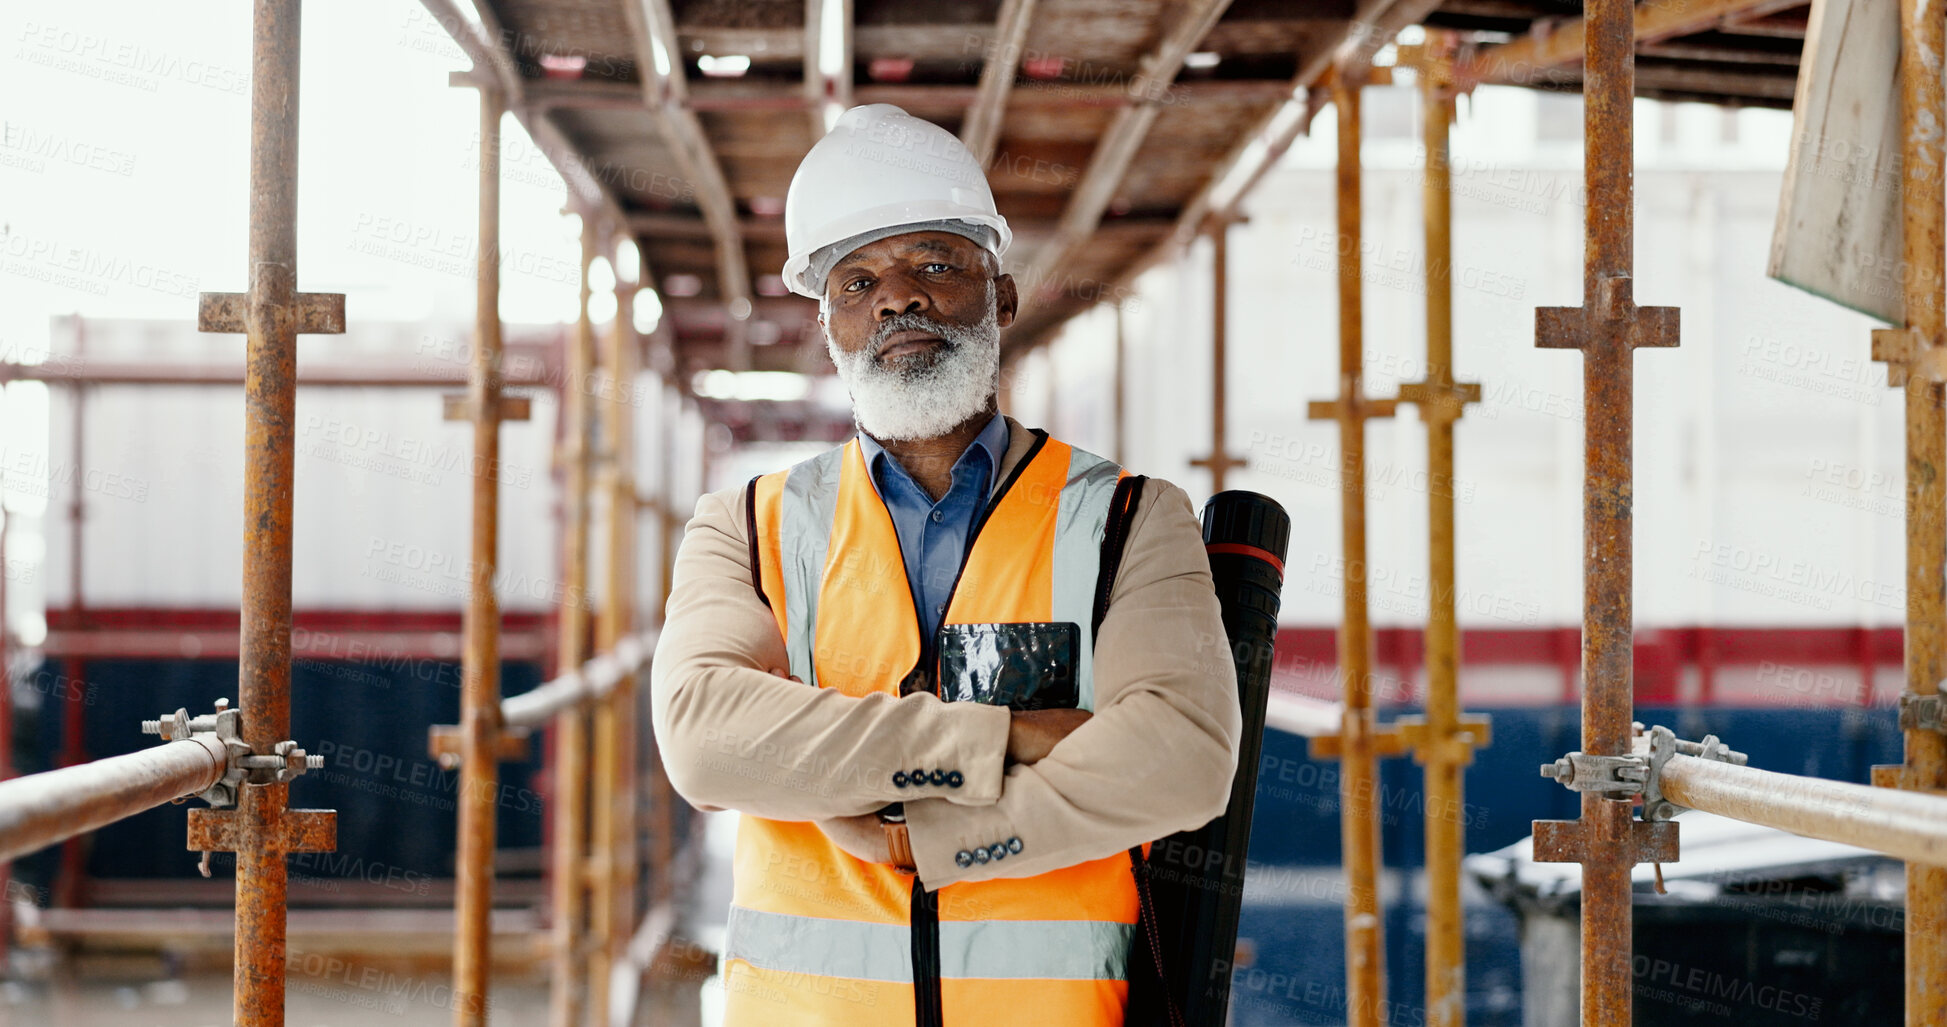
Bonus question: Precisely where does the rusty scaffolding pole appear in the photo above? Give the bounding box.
[1190,221,1246,491]
[442,78,528,1027]
[1305,77,1397,1027]
[1394,37,1489,1027]
[1526,0,1681,1023]
[1868,0,1947,1019]
[189,1,341,1023]
[588,238,641,1027]
[549,220,600,1027]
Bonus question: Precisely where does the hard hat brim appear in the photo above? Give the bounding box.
[784,205,1012,299]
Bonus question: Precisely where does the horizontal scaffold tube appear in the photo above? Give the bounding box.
[501,629,659,731]
[0,734,229,862]
[1659,753,1947,867]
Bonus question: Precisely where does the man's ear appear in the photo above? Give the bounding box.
[993,273,1018,330]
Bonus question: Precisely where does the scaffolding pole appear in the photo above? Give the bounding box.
[549,219,599,1027]
[0,737,228,862]
[1868,0,1947,1019]
[1656,748,1947,868]
[1305,78,1398,1027]
[589,239,641,1027]
[1190,221,1245,491]
[1395,37,1488,1027]
[1526,0,1681,1023]
[450,80,509,1027]
[190,2,341,1022]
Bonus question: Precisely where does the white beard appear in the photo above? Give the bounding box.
[826,298,1001,443]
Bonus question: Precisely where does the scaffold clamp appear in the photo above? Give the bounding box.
[1541,724,1744,818]
[141,698,324,808]
[1899,692,1947,734]
[1638,724,1745,822]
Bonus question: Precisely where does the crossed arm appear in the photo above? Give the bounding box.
[648,478,1240,888]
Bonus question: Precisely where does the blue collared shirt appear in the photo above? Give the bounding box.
[857,413,1010,642]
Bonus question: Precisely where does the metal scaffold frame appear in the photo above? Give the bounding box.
[1392,34,1491,1027]
[1305,72,1400,1027]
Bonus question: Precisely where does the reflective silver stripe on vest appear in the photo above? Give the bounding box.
[939,919,1132,981]
[725,906,913,983]
[779,447,846,687]
[725,906,1131,982]
[1050,446,1122,711]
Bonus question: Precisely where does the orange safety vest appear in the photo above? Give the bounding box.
[728,429,1138,1027]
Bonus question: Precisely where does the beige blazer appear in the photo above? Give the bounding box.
[649,416,1242,887]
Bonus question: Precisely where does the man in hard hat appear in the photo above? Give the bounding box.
[651,104,1239,1026]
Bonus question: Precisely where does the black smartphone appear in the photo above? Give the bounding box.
[934,622,1080,711]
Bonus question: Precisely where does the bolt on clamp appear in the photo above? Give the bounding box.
[1539,723,1746,821]
[1539,751,1647,796]
[1899,692,1947,734]
[141,698,324,808]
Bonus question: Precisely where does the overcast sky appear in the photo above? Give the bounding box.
[1,0,594,366]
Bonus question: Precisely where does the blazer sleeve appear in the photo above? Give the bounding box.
[649,485,1012,821]
[903,477,1243,887]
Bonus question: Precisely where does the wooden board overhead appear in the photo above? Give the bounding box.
[1767,0,1902,323]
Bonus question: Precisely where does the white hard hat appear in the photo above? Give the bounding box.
[783,104,1011,299]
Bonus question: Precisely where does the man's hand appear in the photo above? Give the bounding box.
[818,813,892,864]
[1006,708,1093,765]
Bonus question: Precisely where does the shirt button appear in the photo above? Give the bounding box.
[934,603,945,616]
[930,510,944,523]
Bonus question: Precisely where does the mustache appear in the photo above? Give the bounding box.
[868,312,963,359]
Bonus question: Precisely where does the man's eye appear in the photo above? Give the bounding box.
[843,276,872,292]
[922,263,952,274]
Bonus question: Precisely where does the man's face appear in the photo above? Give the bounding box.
[818,231,1020,442]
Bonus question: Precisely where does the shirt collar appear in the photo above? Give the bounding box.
[857,412,1009,502]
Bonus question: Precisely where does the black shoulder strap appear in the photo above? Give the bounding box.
[1109,474,1185,1027]
[1091,474,1147,640]
[744,476,771,610]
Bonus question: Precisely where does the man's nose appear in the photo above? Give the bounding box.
[876,277,931,320]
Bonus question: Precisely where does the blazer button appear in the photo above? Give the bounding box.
[911,767,927,785]
[946,771,964,788]
[928,769,947,786]
[955,850,973,868]
[1007,837,1023,854]
[973,847,990,865]
[988,843,1007,862]
[892,771,908,788]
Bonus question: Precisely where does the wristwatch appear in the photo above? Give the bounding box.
[877,804,917,874]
